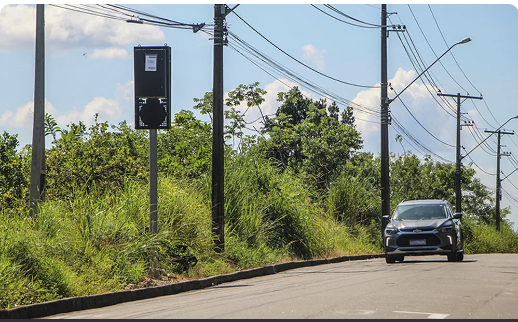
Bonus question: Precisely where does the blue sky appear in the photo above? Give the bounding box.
[1,1,518,227]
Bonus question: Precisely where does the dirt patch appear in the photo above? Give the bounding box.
[124,274,192,290]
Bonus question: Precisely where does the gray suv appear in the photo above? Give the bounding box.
[383,199,463,264]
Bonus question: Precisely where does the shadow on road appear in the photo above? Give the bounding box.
[396,259,477,264]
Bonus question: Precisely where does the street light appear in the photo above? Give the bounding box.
[389,38,471,104]
[380,37,472,233]
[502,167,518,182]
[462,114,518,159]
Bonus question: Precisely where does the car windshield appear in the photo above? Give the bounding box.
[392,204,448,220]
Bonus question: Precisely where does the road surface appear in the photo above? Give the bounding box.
[45,253,518,319]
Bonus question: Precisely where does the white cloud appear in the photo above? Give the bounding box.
[115,80,134,102]
[56,97,122,127]
[89,47,129,60]
[351,67,457,155]
[0,99,56,128]
[0,4,165,54]
[302,44,326,71]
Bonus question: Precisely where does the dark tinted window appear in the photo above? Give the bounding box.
[393,204,448,220]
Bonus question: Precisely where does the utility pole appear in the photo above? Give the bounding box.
[29,4,46,217]
[484,129,514,231]
[437,92,481,214]
[380,4,390,235]
[212,4,226,252]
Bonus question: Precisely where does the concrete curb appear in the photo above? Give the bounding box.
[0,253,384,319]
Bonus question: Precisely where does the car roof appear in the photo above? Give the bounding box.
[398,199,448,205]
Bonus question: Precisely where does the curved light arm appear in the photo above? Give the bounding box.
[502,167,518,181]
[462,115,518,160]
[389,38,471,104]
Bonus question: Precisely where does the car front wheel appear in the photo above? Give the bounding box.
[447,252,457,262]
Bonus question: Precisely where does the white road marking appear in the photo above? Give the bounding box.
[47,314,91,319]
[394,310,450,319]
[336,309,376,315]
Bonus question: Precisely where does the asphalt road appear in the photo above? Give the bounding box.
[45,253,518,319]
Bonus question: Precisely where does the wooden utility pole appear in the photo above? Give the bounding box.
[30,4,46,217]
[380,4,390,236]
[212,4,226,251]
[484,129,514,231]
[437,92,482,214]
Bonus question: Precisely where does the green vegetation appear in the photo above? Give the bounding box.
[1,83,517,310]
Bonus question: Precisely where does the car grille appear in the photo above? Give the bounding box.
[396,234,441,247]
[399,227,435,232]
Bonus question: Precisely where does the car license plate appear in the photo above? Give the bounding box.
[410,239,426,246]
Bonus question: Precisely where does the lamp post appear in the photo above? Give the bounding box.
[380,36,472,234]
[388,38,472,104]
[462,115,518,159]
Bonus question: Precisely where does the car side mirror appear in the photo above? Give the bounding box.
[382,215,390,228]
[453,213,462,219]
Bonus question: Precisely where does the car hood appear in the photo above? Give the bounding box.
[389,218,451,230]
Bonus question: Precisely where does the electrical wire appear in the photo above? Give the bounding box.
[311,5,382,29]
[49,4,211,32]
[388,15,466,121]
[323,4,385,28]
[428,4,482,96]
[392,27,459,119]
[391,114,453,163]
[467,126,498,156]
[227,31,382,119]
[427,4,503,132]
[407,5,469,94]
[462,147,496,175]
[230,9,379,89]
[390,87,456,148]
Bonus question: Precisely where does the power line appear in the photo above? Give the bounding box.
[230,9,379,89]
[227,31,381,117]
[323,4,385,28]
[227,32,382,124]
[49,4,210,32]
[390,86,456,148]
[407,5,469,93]
[391,26,459,120]
[391,114,453,163]
[462,146,496,175]
[311,4,381,29]
[428,4,482,95]
[388,15,466,121]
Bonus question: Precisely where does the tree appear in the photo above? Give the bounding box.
[259,87,363,190]
[193,82,267,152]
[157,110,212,179]
[0,132,29,207]
[45,118,148,199]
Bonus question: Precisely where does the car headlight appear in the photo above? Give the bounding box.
[435,226,452,233]
[385,227,399,235]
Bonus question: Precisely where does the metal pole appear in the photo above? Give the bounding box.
[30,4,45,217]
[380,4,390,234]
[212,4,225,251]
[150,129,158,235]
[496,132,501,231]
[456,93,462,214]
[149,128,159,278]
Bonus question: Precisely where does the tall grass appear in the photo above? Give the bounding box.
[463,217,518,254]
[2,152,517,311]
